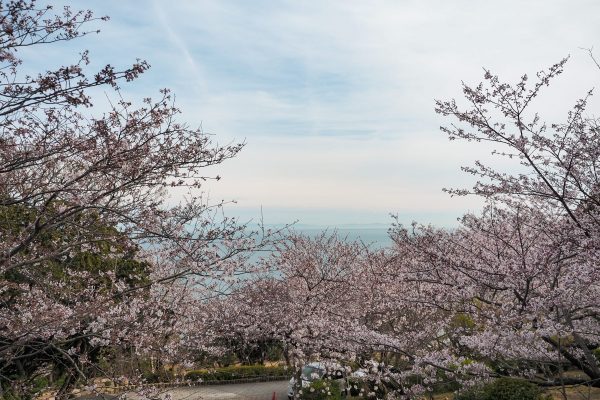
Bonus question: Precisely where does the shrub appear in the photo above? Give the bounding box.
[455,378,544,400]
[300,379,342,400]
[184,364,288,382]
[454,385,488,400]
[142,369,175,383]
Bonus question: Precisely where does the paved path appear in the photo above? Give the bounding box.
[80,381,289,400]
[166,381,288,400]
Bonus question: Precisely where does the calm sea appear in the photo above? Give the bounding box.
[293,226,392,248]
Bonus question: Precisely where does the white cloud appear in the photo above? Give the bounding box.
[50,0,600,225]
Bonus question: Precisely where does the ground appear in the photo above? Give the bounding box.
[161,381,288,400]
[79,380,289,400]
[432,385,600,400]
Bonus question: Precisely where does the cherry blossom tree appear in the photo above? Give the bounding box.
[369,57,600,396]
[386,205,596,386]
[433,55,600,380]
[205,232,372,395]
[0,2,268,398]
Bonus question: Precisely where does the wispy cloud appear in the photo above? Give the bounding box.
[45,0,600,225]
[151,0,207,95]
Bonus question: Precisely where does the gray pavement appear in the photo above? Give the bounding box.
[79,381,289,400]
[166,381,288,400]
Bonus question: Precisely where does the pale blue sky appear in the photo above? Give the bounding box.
[35,1,600,228]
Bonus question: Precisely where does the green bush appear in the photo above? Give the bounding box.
[454,385,488,400]
[185,364,289,382]
[300,379,342,400]
[142,367,175,383]
[455,378,544,400]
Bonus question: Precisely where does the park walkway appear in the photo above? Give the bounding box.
[80,381,288,400]
[164,381,287,399]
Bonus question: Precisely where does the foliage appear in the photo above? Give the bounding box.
[0,1,270,398]
[0,203,153,397]
[203,232,368,371]
[454,378,546,400]
[211,337,285,365]
[184,365,289,382]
